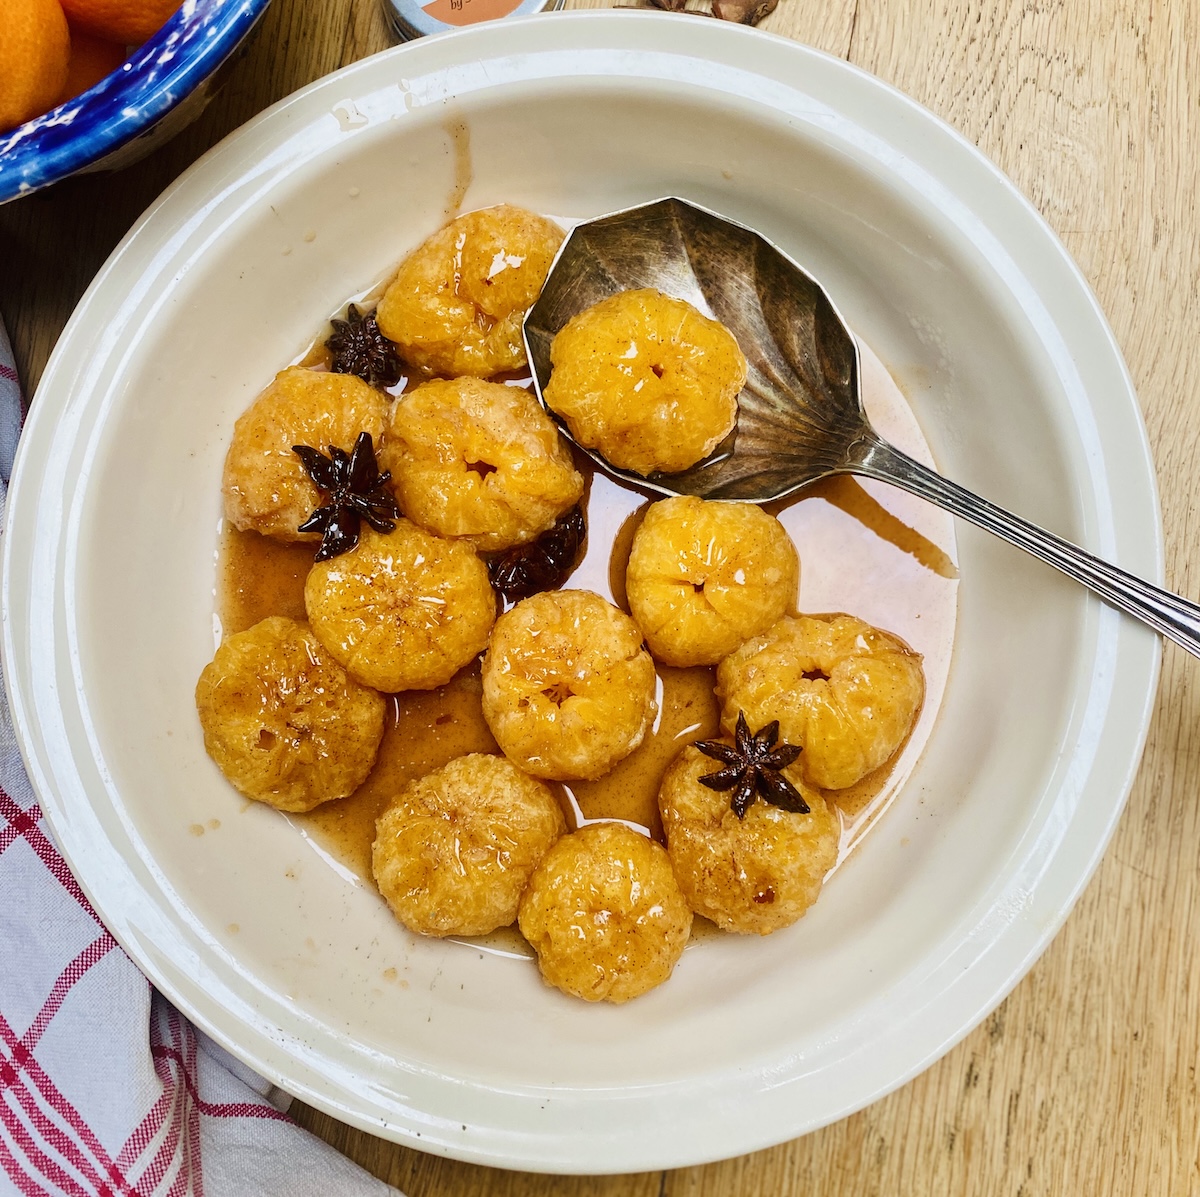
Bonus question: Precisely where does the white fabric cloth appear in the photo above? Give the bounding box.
[0,324,400,1196]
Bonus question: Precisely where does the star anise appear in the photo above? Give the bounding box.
[693,712,809,819]
[642,0,777,21]
[325,304,405,389]
[710,0,777,22]
[487,504,587,603]
[293,432,401,562]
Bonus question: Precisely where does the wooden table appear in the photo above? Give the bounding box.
[3,1,1197,1192]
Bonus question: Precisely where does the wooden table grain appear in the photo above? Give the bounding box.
[3,1,1198,1193]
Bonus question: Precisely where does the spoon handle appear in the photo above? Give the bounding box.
[854,434,1197,657]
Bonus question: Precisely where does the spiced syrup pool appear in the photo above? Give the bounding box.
[216,321,958,955]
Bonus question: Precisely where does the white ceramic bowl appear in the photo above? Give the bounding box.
[3,12,1160,1173]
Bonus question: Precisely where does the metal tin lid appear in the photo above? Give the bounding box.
[381,0,562,40]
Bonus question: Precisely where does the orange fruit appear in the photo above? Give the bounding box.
[0,0,71,134]
[59,0,180,46]
[59,27,126,104]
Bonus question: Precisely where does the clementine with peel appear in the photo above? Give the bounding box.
[59,0,180,46]
[59,27,127,104]
[0,0,70,135]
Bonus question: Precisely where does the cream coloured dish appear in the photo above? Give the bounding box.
[1,12,1159,1173]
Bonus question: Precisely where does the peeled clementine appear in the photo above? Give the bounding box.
[0,0,71,134]
[59,27,127,104]
[59,0,180,46]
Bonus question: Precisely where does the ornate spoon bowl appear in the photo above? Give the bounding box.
[525,197,1200,657]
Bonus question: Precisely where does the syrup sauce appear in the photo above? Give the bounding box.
[217,340,958,903]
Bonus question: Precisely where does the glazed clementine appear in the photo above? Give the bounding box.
[0,0,70,135]
[59,0,180,46]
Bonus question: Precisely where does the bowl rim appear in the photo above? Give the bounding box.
[2,11,1163,1172]
[0,0,273,205]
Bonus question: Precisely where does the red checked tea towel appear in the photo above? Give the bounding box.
[0,320,400,1197]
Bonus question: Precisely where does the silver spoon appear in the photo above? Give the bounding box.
[524,196,1200,657]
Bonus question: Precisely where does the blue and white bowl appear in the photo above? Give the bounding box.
[0,0,272,206]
